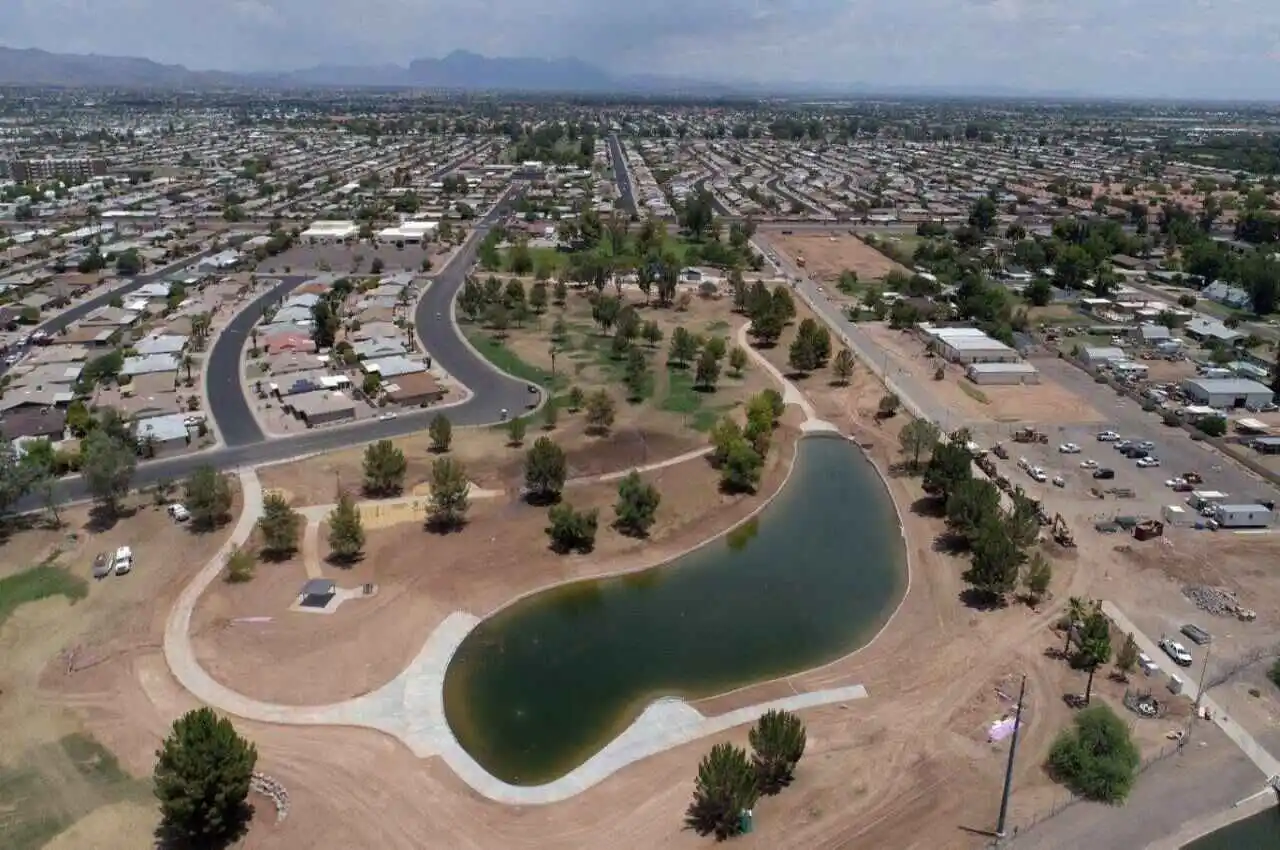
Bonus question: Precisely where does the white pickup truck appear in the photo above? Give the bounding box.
[112,546,134,576]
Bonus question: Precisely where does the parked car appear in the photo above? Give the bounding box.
[1137,652,1161,676]
[167,503,190,522]
[1058,443,1081,454]
[1137,441,1155,451]
[377,412,398,421]
[1136,457,1161,468]
[1030,468,1048,482]
[112,546,134,576]
[1114,440,1132,451]
[92,552,112,579]
[1097,430,1120,442]
[1052,476,1066,487]
[1093,468,1116,480]
[1159,638,1193,667]
[1080,459,1099,469]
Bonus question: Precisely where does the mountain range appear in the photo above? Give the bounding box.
[0,46,735,94]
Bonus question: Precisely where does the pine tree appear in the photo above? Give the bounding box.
[327,490,365,562]
[154,708,257,846]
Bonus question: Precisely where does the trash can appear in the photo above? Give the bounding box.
[739,809,754,834]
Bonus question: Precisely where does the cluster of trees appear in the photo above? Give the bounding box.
[733,277,796,347]
[458,273,556,333]
[685,710,807,841]
[917,430,1050,605]
[309,276,358,349]
[708,390,784,494]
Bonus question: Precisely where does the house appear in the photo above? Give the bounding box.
[282,292,321,309]
[195,250,240,272]
[264,351,327,376]
[353,337,407,360]
[286,390,356,427]
[1081,346,1127,367]
[1134,323,1172,345]
[384,371,444,407]
[122,352,180,377]
[78,305,139,328]
[1184,317,1244,347]
[1202,281,1252,310]
[133,281,173,300]
[0,407,67,440]
[361,356,427,378]
[349,321,400,342]
[11,362,83,390]
[272,371,349,397]
[133,334,188,357]
[133,412,192,452]
[260,327,315,354]
[0,385,74,412]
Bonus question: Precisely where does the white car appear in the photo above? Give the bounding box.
[1030,467,1048,482]
[378,412,398,421]
[112,546,134,576]
[1052,476,1066,488]
[1080,459,1099,469]
[166,504,190,522]
[1097,430,1120,442]
[1136,457,1161,468]
[1058,443,1081,454]
[1159,638,1193,667]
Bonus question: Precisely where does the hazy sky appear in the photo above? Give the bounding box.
[9,0,1280,98]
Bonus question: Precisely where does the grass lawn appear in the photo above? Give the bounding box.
[465,331,567,391]
[0,563,88,628]
[1,734,149,850]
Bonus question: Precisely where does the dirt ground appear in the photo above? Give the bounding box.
[15,310,1280,846]
[194,427,796,705]
[861,323,1104,425]
[0,493,240,850]
[770,233,911,283]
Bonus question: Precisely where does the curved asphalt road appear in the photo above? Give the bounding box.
[31,187,534,507]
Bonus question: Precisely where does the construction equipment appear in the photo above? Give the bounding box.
[1182,471,1203,485]
[1052,513,1076,548]
[1012,427,1049,444]
[1133,519,1164,541]
[991,443,1008,459]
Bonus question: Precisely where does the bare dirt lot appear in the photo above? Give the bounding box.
[861,323,1105,425]
[1,493,240,850]
[770,233,911,282]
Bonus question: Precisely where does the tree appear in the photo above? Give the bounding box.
[81,428,137,516]
[153,707,256,848]
[898,419,941,472]
[541,399,559,430]
[224,545,255,583]
[427,457,470,531]
[695,347,721,391]
[183,465,234,531]
[642,320,663,348]
[506,416,528,446]
[529,281,548,313]
[685,742,760,841]
[788,331,819,374]
[962,515,1024,602]
[1047,705,1140,803]
[922,436,973,497]
[1062,596,1089,656]
[1023,553,1052,606]
[969,196,998,233]
[327,490,365,562]
[624,347,648,401]
[668,326,697,367]
[709,417,745,467]
[749,709,807,795]
[1114,633,1139,682]
[524,437,567,503]
[720,438,764,493]
[728,346,748,376]
[1025,277,1053,307]
[614,470,661,537]
[1076,604,1113,704]
[945,478,1002,543]
[257,493,301,559]
[566,385,585,412]
[877,392,901,419]
[546,502,599,553]
[584,390,616,434]
[832,348,856,385]
[362,439,407,496]
[0,438,34,520]
[429,414,452,452]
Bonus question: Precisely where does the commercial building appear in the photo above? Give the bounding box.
[8,157,108,183]
[1081,346,1126,367]
[965,362,1040,385]
[377,221,438,243]
[1179,378,1275,410]
[920,326,1020,364]
[301,220,358,241]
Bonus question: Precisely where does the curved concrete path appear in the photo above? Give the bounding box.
[161,330,866,804]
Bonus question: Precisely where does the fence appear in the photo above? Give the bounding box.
[996,740,1186,846]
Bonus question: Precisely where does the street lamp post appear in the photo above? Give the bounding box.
[995,674,1028,840]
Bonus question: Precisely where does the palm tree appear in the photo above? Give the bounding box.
[1077,606,1113,704]
[181,354,195,384]
[685,743,759,841]
[1062,595,1088,656]
[749,709,807,795]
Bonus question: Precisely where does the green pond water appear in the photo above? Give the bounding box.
[442,435,908,785]
[1182,806,1280,849]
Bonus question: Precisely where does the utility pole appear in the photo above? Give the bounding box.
[995,674,1027,840]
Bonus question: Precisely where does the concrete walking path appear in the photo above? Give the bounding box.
[1103,600,1280,781]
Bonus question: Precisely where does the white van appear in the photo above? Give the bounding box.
[112,546,134,576]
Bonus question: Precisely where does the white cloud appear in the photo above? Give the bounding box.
[3,0,1279,98]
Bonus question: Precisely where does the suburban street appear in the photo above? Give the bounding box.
[607,132,637,216]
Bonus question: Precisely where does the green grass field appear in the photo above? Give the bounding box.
[0,563,88,628]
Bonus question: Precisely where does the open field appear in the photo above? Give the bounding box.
[861,323,1105,425]
[0,493,241,849]
[771,232,911,282]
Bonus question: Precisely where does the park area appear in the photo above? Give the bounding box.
[770,232,912,282]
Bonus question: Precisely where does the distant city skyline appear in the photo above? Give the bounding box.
[7,0,1280,99]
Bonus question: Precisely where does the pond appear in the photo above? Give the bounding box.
[1182,806,1280,849]
[442,435,908,785]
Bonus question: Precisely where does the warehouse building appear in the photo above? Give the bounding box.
[921,326,1020,364]
[377,221,438,243]
[1179,378,1275,410]
[966,362,1041,385]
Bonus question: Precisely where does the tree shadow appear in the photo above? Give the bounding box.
[828,379,851,388]
[84,503,138,534]
[523,490,563,508]
[784,370,809,381]
[958,588,1007,611]
[325,552,364,569]
[424,517,468,535]
[909,495,944,517]
[932,533,969,555]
